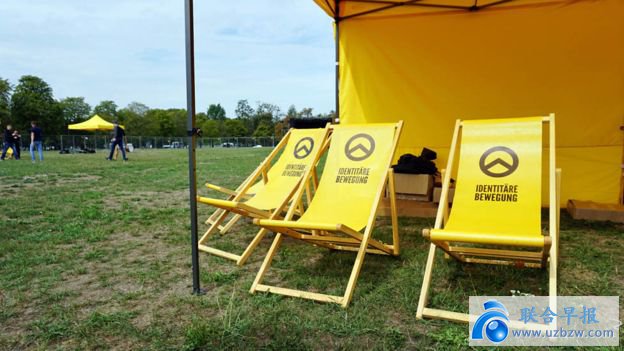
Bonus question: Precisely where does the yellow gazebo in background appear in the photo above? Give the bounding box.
[314,0,624,205]
[68,114,123,131]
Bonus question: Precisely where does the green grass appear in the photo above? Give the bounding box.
[0,149,622,350]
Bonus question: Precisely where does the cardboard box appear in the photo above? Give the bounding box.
[394,173,433,196]
[433,187,455,203]
[395,193,431,202]
[377,198,437,218]
[567,199,624,223]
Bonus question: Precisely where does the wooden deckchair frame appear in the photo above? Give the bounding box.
[198,127,331,266]
[250,121,404,307]
[203,170,264,235]
[416,114,561,323]
[201,129,293,238]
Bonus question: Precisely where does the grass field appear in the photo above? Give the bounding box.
[0,149,622,350]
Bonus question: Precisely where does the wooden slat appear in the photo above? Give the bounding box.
[323,244,390,256]
[448,246,543,260]
[423,308,552,330]
[338,224,394,255]
[255,284,343,304]
[302,234,393,254]
[198,244,241,262]
[422,308,470,323]
[463,257,543,268]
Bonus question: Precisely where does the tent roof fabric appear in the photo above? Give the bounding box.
[315,0,568,20]
[68,114,124,131]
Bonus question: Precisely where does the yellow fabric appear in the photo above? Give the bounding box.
[68,114,124,131]
[430,117,544,246]
[240,128,327,210]
[240,181,262,197]
[294,123,398,232]
[315,0,624,205]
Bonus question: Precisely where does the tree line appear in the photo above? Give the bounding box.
[0,75,334,139]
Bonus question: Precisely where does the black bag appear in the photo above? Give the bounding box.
[392,148,438,175]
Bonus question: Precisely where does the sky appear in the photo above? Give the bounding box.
[0,0,335,117]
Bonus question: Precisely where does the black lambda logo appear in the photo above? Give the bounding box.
[345,133,375,161]
[293,137,314,159]
[479,146,519,178]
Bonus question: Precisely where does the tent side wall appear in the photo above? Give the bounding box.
[337,0,624,205]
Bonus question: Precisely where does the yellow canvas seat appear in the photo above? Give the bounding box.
[197,127,331,266]
[250,122,403,307]
[417,115,561,323]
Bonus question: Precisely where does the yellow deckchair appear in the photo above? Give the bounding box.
[203,164,267,236]
[417,114,561,323]
[250,122,403,307]
[197,127,331,266]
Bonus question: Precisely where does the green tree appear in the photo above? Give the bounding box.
[224,119,247,137]
[133,108,160,136]
[197,112,218,138]
[0,77,11,123]
[207,103,226,120]
[126,101,149,117]
[143,108,186,137]
[149,109,175,136]
[117,102,152,135]
[253,120,273,137]
[171,109,187,136]
[10,75,63,135]
[256,102,281,122]
[286,105,298,119]
[248,102,279,137]
[93,100,118,120]
[235,100,254,119]
[198,119,219,138]
[274,104,297,138]
[299,107,313,118]
[60,97,91,123]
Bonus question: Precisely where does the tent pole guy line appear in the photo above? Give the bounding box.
[185,0,203,295]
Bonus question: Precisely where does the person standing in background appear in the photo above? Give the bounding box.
[12,129,21,159]
[30,121,43,162]
[1,124,18,160]
[106,121,127,161]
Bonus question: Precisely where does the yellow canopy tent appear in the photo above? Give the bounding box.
[314,0,624,205]
[68,114,124,131]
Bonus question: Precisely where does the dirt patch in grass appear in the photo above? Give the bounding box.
[55,173,102,184]
[103,189,188,210]
[0,173,103,194]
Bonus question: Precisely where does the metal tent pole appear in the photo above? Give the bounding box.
[184,0,203,295]
[334,1,340,122]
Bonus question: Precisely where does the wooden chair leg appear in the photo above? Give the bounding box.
[199,208,229,245]
[250,233,284,293]
[220,214,242,234]
[416,243,437,319]
[549,169,561,299]
[205,208,225,225]
[388,169,400,255]
[237,228,269,266]
[341,228,374,307]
